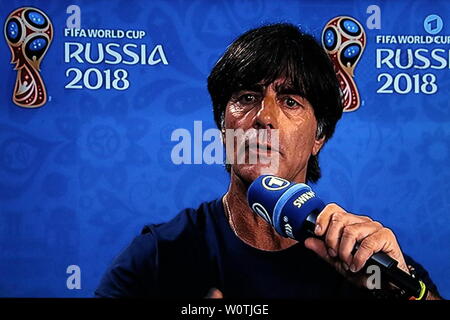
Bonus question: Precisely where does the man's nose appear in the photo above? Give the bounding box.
[254,95,278,129]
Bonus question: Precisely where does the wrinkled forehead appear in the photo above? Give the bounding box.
[233,75,306,97]
[233,77,292,91]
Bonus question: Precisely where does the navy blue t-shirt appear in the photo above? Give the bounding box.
[95,197,438,298]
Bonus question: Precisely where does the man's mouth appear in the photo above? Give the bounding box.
[225,128,282,165]
[246,142,279,154]
[235,141,281,164]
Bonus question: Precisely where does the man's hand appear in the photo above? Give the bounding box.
[304,203,409,288]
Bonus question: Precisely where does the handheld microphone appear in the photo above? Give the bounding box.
[247,175,425,299]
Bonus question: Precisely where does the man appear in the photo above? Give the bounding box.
[95,23,441,299]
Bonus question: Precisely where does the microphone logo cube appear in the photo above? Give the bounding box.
[262,176,290,191]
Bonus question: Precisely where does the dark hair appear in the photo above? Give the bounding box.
[207,23,343,183]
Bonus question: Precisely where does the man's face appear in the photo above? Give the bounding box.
[223,78,325,184]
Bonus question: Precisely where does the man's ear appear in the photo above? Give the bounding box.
[312,135,326,156]
[220,116,226,142]
[220,126,226,144]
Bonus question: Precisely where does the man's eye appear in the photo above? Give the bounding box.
[284,97,300,108]
[239,94,258,104]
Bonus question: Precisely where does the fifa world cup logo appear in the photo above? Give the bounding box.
[322,16,366,112]
[4,7,53,108]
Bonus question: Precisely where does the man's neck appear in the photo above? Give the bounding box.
[224,170,298,251]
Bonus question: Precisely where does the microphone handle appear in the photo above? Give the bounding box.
[303,210,423,298]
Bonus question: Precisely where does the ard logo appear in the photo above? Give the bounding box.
[261,176,290,191]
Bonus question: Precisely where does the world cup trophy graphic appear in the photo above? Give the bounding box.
[322,16,366,112]
[4,7,53,108]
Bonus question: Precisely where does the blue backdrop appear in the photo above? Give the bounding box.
[0,0,449,298]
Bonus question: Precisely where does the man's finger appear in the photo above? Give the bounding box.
[314,203,370,237]
[323,211,365,257]
[350,232,388,273]
[314,203,343,237]
[338,221,383,267]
